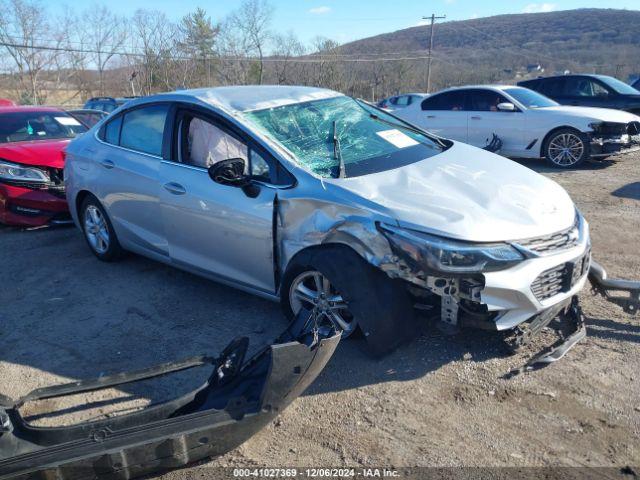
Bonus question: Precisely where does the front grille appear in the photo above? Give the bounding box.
[516,222,579,255]
[531,264,567,301]
[531,251,590,302]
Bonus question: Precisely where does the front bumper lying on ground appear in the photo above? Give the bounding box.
[0,312,340,480]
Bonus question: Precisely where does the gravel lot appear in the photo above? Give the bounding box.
[0,153,638,474]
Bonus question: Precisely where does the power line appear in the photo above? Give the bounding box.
[0,41,439,63]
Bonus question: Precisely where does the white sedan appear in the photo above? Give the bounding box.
[396,85,640,168]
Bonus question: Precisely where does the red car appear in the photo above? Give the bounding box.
[0,106,87,227]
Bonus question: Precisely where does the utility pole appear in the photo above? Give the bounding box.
[423,13,446,93]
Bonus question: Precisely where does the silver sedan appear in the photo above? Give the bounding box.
[65,86,593,356]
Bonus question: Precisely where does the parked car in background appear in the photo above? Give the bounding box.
[0,106,87,226]
[395,85,640,168]
[66,86,593,358]
[377,93,428,111]
[67,109,108,128]
[0,98,17,107]
[83,96,140,113]
[518,74,640,114]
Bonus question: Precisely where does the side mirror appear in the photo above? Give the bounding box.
[208,158,248,187]
[497,102,517,112]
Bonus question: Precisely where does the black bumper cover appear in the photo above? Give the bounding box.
[0,312,339,479]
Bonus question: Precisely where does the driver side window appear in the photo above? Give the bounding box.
[182,116,248,169]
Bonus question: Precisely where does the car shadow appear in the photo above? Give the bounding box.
[585,316,640,344]
[305,326,508,397]
[611,182,640,201]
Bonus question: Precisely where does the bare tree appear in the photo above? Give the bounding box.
[271,31,305,84]
[0,0,62,103]
[226,0,273,84]
[80,6,128,95]
[130,10,177,94]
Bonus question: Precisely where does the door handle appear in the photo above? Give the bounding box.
[163,182,187,195]
[471,116,482,120]
[426,115,436,119]
[100,159,115,169]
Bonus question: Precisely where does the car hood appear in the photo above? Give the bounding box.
[330,141,576,242]
[0,139,69,169]
[538,105,640,123]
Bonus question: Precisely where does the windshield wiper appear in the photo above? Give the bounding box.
[332,120,346,178]
[354,99,448,148]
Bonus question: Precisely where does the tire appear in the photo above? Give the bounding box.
[543,128,589,168]
[80,195,123,262]
[281,245,417,356]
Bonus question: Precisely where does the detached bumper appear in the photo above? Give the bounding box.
[0,313,340,480]
[0,183,70,227]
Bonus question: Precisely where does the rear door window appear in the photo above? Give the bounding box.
[103,115,123,145]
[421,91,467,111]
[540,78,565,96]
[120,104,169,156]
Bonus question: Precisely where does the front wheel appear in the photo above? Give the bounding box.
[286,269,358,338]
[543,128,589,168]
[280,245,417,356]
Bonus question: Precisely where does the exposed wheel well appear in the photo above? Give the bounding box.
[540,126,584,157]
[74,190,94,221]
[278,243,366,294]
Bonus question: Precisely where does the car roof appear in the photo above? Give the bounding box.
[522,74,613,81]
[0,105,65,114]
[430,85,521,94]
[160,85,344,113]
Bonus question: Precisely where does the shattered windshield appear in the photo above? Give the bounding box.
[242,96,443,178]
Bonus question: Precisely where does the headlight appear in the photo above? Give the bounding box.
[0,159,50,183]
[378,223,524,274]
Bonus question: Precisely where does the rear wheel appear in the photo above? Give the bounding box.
[81,196,123,262]
[543,128,588,168]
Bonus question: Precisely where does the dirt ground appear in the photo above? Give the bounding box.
[0,153,638,475]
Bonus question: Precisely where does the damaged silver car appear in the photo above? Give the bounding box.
[63,86,639,358]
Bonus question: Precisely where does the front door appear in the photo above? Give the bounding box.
[159,108,276,293]
[465,89,525,156]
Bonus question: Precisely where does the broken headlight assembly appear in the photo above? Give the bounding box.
[0,159,50,184]
[378,223,524,274]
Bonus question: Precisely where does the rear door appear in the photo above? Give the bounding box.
[465,89,525,155]
[94,104,170,257]
[406,90,468,142]
[159,106,278,293]
[561,76,614,108]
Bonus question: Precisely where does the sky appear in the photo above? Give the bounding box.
[47,0,638,46]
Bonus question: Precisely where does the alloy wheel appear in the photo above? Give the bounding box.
[289,270,357,337]
[84,205,110,254]
[548,132,584,167]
